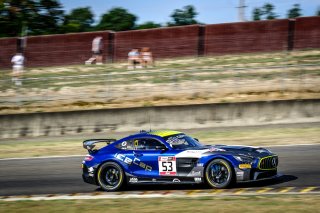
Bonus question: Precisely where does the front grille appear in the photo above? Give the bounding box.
[258,156,278,170]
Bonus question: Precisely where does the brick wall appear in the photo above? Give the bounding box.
[294,16,320,49]
[0,31,112,68]
[0,37,18,68]
[113,25,200,61]
[204,19,289,55]
[1,17,320,69]
[25,31,112,67]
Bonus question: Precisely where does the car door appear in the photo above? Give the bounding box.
[129,136,179,178]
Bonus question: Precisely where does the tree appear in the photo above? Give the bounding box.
[136,21,161,30]
[252,3,278,21]
[0,0,64,37]
[96,7,137,31]
[287,4,302,18]
[316,7,320,16]
[252,8,262,21]
[63,7,94,32]
[262,3,278,20]
[168,5,198,26]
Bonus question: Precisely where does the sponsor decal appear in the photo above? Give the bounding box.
[239,164,252,169]
[190,171,202,177]
[172,178,180,183]
[236,171,244,177]
[115,153,152,171]
[209,147,225,152]
[152,178,157,182]
[121,141,127,146]
[88,167,94,173]
[158,156,177,176]
[129,177,138,183]
[194,177,202,183]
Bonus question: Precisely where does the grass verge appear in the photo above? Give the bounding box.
[1,195,319,213]
[0,125,319,158]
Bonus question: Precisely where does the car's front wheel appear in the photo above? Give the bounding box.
[97,162,125,191]
[205,159,233,189]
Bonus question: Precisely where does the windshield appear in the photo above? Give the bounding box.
[164,134,203,149]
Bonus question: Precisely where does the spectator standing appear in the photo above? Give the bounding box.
[11,53,25,86]
[85,36,103,65]
[140,47,154,68]
[128,48,141,69]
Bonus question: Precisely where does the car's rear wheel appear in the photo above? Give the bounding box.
[205,159,233,189]
[97,162,124,191]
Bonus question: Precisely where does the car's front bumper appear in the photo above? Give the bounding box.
[235,167,277,182]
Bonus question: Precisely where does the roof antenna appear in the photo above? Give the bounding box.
[149,110,152,132]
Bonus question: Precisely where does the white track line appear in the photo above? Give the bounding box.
[0,155,84,161]
[2,191,320,202]
[0,143,319,161]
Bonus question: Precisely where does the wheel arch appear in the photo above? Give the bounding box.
[95,159,128,184]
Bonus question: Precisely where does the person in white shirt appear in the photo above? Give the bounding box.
[128,48,141,69]
[11,53,25,86]
[85,36,103,65]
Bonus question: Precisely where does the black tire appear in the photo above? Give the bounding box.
[205,159,234,189]
[97,162,125,191]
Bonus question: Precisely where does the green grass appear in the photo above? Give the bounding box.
[1,195,319,213]
[0,126,319,158]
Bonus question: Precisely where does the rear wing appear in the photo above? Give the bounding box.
[83,139,116,153]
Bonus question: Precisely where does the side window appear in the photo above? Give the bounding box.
[133,138,166,150]
[116,138,166,150]
[115,140,134,150]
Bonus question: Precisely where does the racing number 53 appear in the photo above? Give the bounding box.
[162,161,173,171]
[158,156,177,175]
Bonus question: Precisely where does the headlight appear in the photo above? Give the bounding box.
[234,155,254,164]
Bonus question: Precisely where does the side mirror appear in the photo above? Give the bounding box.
[194,138,199,142]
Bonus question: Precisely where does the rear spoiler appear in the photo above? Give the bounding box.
[83,139,116,153]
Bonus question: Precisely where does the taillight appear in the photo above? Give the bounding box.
[84,155,94,161]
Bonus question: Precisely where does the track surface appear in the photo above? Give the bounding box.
[1,144,319,196]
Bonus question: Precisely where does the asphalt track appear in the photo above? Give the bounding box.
[0,144,319,196]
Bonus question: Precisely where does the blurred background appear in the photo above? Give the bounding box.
[0,0,319,140]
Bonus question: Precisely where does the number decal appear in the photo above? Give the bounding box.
[158,156,176,175]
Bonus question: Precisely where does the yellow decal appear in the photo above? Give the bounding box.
[149,130,182,137]
[239,164,252,169]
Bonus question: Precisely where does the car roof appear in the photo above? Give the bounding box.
[148,130,182,138]
[125,130,182,140]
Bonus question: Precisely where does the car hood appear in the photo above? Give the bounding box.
[174,145,274,158]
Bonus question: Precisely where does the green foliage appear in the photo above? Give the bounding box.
[168,5,198,26]
[316,7,320,16]
[287,4,302,18]
[262,3,278,20]
[96,7,137,31]
[136,21,161,30]
[252,8,262,21]
[252,3,278,21]
[62,7,94,33]
[0,0,64,37]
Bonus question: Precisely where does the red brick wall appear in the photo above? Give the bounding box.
[25,31,112,67]
[1,17,320,69]
[204,19,289,55]
[113,25,200,61]
[294,16,320,49]
[0,37,17,69]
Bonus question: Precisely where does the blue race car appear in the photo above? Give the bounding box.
[82,130,278,191]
